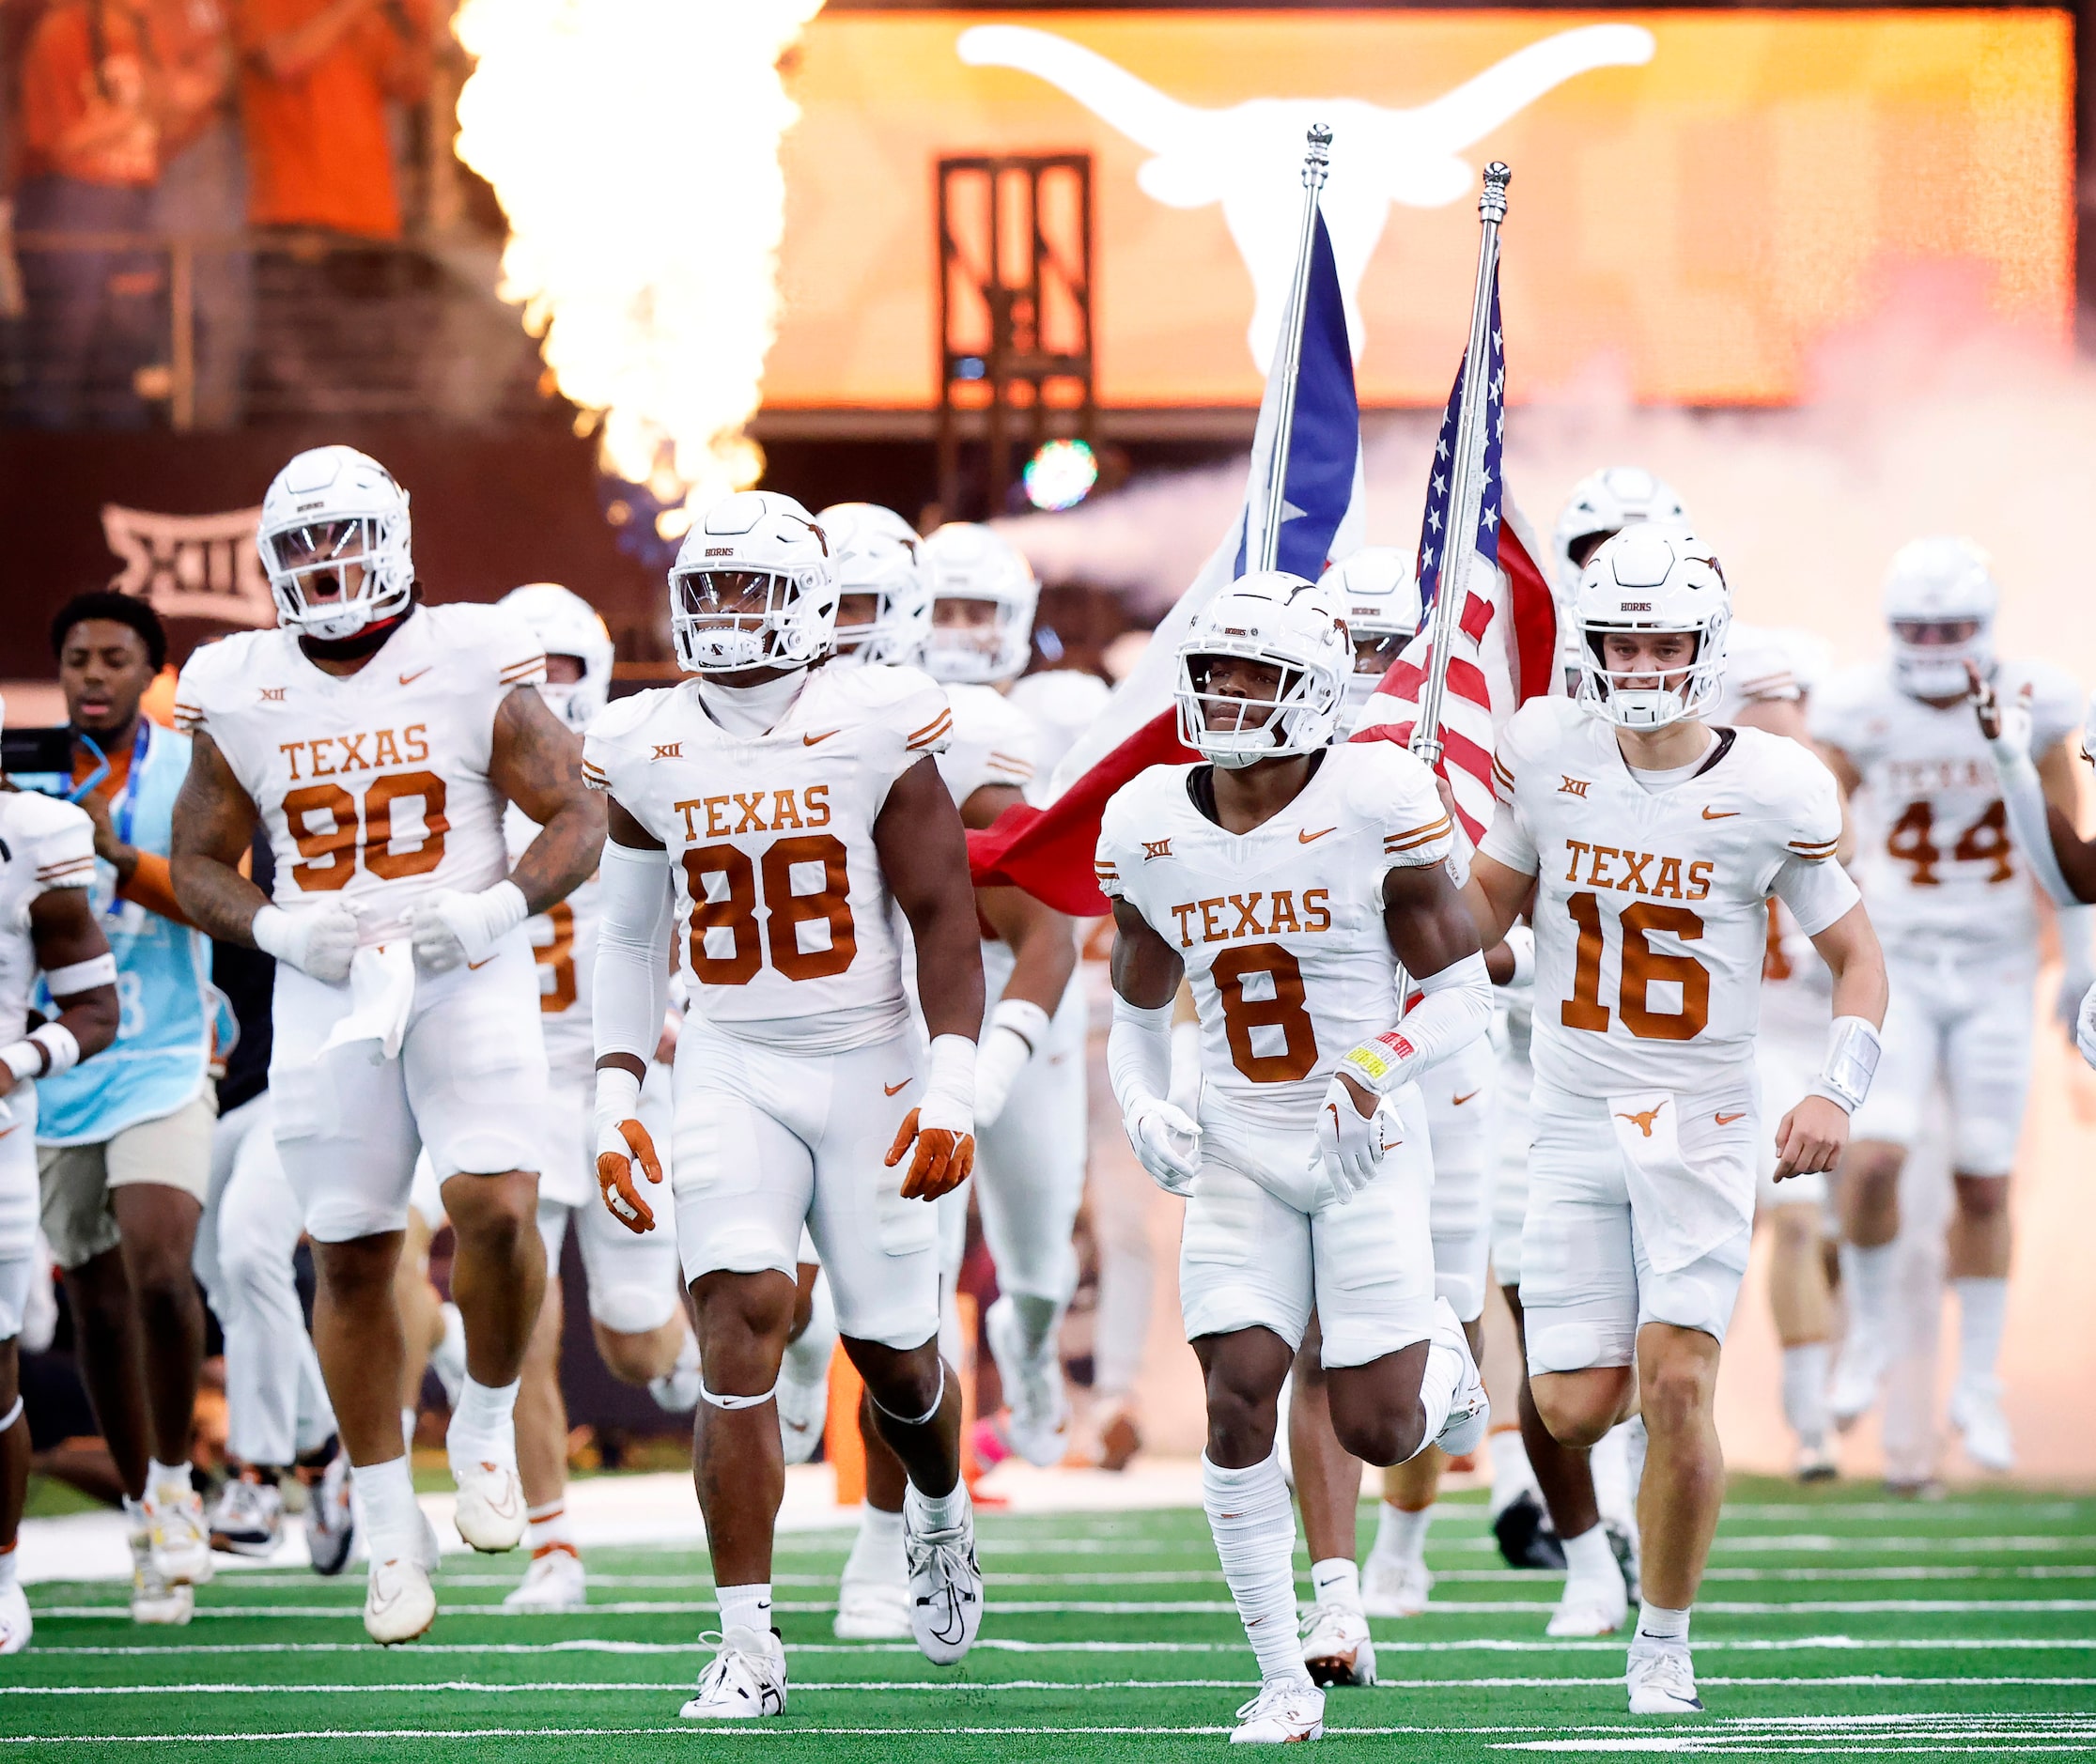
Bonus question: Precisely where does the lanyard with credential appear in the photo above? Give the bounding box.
[72,721,148,920]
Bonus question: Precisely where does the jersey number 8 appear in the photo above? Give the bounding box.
[683,836,856,985]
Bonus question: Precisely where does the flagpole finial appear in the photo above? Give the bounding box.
[1303,123,1333,190]
[1479,162,1511,224]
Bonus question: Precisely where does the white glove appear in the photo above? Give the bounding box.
[1313,1074,1392,1202]
[593,1066,662,1233]
[1124,1094,1202,1197]
[1497,923,1536,991]
[2075,982,2096,1071]
[253,901,360,985]
[972,998,1050,1129]
[411,880,529,974]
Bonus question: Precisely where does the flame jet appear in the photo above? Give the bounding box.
[957,23,1654,366]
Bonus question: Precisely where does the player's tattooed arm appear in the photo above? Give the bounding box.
[878,757,986,1039]
[490,684,607,913]
[169,730,270,945]
[3,887,122,1099]
[1108,900,1183,1009]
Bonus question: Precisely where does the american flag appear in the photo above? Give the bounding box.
[1353,260,1558,847]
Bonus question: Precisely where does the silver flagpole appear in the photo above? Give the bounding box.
[1410,161,1511,766]
[1253,124,1334,573]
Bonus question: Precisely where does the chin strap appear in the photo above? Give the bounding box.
[297,596,419,663]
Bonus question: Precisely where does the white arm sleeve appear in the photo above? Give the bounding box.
[1339,952,1494,1095]
[1987,722,2080,907]
[1108,995,1175,1116]
[594,841,675,1065]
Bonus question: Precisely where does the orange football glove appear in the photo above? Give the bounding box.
[884,1106,976,1200]
[596,1116,663,1234]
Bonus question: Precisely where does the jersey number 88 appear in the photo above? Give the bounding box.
[683,836,856,985]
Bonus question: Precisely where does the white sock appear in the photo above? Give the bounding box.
[1370,1501,1432,1571]
[843,1502,907,1585]
[782,1277,837,1386]
[905,1478,970,1536]
[1415,1338,1463,1452]
[1560,1522,1619,1591]
[350,1456,422,1563]
[1487,1425,1538,1516]
[1591,1427,1632,1527]
[147,1460,193,1504]
[526,1500,577,1559]
[1953,1277,2008,1389]
[718,1581,773,1637]
[1309,1555,1359,1610]
[1202,1451,1306,1686]
[1636,1599,1690,1646]
[1841,1242,1896,1338]
[447,1376,520,1470]
[1622,1413,1648,1504]
[1781,1342,1831,1445]
[401,1408,417,1450]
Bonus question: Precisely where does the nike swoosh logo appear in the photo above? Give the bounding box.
[884,1078,910,1096]
[1451,1091,1480,1106]
[1298,826,1337,843]
[803,730,839,747]
[466,956,496,971]
[398,667,432,687]
[1715,1110,1747,1125]
[0,1124,18,1141]
[1701,806,1740,820]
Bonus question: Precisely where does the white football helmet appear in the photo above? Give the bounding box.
[499,583,614,732]
[1551,465,1690,596]
[669,490,838,676]
[1318,548,1421,720]
[1883,536,1997,700]
[923,522,1040,686]
[1175,571,1351,769]
[1574,526,1731,731]
[817,503,932,667]
[256,445,414,642]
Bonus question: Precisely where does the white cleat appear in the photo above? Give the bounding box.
[147,1486,214,1586]
[306,1449,358,1577]
[451,1459,527,1553]
[985,1295,1070,1469]
[1547,1569,1628,1639]
[505,1548,587,1611]
[1430,1298,1490,1458]
[776,1360,829,1468]
[0,1581,31,1654]
[1231,1674,1326,1743]
[680,1626,788,1719]
[364,1543,439,1646]
[1360,1552,1432,1618]
[1950,1378,2016,1473]
[1298,1600,1377,1686]
[834,1571,912,1640]
[1626,1641,1705,1714]
[1828,1331,1889,1430]
[905,1490,984,1665]
[127,1523,194,1626]
[208,1476,284,1559]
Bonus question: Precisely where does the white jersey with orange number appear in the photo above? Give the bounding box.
[1481,697,1857,1098]
[0,792,97,1041]
[1809,658,2080,956]
[502,802,597,1078]
[173,605,546,941]
[1095,739,1452,1138]
[582,662,952,1055]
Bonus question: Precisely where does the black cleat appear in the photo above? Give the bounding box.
[1492,1490,1566,1571]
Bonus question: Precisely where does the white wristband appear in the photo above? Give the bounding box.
[44,952,116,996]
[479,878,531,942]
[988,997,1052,1056]
[0,1042,40,1083]
[921,1032,975,1130]
[30,1023,80,1076]
[251,904,296,963]
[594,1063,643,1122]
[1809,1014,1882,1114]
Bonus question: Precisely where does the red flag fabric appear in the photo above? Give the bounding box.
[967,708,1197,915]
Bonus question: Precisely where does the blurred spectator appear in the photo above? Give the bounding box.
[11,0,228,426]
[36,593,219,1565]
[236,0,432,410]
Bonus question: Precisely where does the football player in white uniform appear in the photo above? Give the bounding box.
[170,445,605,1644]
[1269,549,1504,1679]
[921,521,1086,1465]
[584,490,986,1719]
[0,758,121,1652]
[491,584,697,1612]
[1467,527,1885,1715]
[1098,572,1493,1744]
[1715,624,1844,1479]
[1810,539,2081,1471]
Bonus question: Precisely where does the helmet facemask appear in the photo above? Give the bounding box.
[1175,642,1342,770]
[1576,621,1726,731]
[262,511,413,642]
[670,565,834,676]
[925,595,1030,685]
[1889,616,1991,700]
[1340,626,1411,720]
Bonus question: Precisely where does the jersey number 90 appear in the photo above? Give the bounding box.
[284,773,447,890]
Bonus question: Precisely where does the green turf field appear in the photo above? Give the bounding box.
[8,1475,2093,1758]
